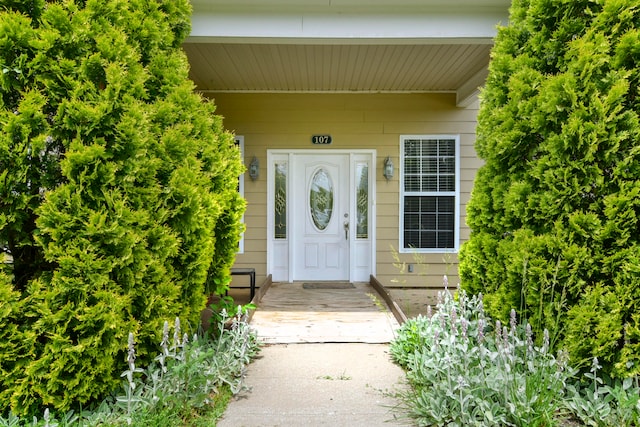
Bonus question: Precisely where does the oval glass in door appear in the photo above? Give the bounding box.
[309,168,333,231]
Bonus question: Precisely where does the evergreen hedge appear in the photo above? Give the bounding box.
[0,0,245,415]
[460,0,640,379]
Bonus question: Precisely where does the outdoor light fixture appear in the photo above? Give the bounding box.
[383,156,394,181]
[249,156,259,181]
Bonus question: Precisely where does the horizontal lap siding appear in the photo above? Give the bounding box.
[208,92,480,288]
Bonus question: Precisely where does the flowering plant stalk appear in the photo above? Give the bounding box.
[391,276,640,426]
[391,277,575,426]
[0,307,260,426]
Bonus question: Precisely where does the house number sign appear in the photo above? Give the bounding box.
[311,135,332,145]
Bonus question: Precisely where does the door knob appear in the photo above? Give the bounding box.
[343,220,349,240]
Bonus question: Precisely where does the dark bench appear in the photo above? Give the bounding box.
[230,268,256,300]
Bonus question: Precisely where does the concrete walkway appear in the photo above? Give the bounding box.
[217,282,413,426]
[217,343,411,426]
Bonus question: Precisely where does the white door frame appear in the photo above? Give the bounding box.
[267,149,377,282]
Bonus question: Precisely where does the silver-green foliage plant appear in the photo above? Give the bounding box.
[459,0,640,378]
[564,357,640,427]
[110,310,259,426]
[391,278,640,427]
[392,283,572,426]
[0,309,260,426]
[0,0,245,415]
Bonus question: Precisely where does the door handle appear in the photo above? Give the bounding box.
[343,221,349,240]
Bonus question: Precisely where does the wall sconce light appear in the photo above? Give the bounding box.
[383,156,394,181]
[249,156,259,181]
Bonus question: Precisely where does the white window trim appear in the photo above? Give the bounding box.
[236,136,245,254]
[399,135,460,254]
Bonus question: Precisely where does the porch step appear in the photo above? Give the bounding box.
[249,282,400,344]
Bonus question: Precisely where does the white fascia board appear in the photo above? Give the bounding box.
[190,1,510,12]
[188,11,506,42]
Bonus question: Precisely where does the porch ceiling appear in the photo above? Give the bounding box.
[184,0,510,106]
[184,42,490,92]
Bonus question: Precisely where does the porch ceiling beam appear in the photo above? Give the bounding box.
[456,66,489,108]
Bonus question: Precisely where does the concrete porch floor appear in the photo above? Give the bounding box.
[248,282,401,344]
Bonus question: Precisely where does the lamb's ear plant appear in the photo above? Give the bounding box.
[208,296,256,338]
[391,276,640,427]
[115,332,147,425]
[563,358,640,427]
[391,277,569,426]
[0,309,259,426]
[0,412,20,427]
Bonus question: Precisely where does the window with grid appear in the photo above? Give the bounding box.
[400,136,459,252]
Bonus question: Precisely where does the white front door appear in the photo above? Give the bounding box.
[292,154,350,281]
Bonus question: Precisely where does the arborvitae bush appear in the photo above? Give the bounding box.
[0,0,244,415]
[460,0,640,379]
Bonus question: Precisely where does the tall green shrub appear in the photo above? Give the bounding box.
[0,0,244,415]
[460,0,640,379]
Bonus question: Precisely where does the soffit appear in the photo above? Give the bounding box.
[184,43,491,93]
[184,0,509,103]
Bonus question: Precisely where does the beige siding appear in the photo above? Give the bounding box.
[208,93,480,288]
